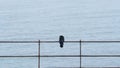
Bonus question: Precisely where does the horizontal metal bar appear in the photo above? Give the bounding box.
[81,67,120,68]
[82,55,120,57]
[0,41,38,43]
[49,67,120,68]
[1,55,120,58]
[0,55,38,57]
[82,41,120,43]
[0,40,120,43]
[46,67,80,68]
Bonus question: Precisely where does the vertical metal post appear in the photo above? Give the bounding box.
[80,40,82,68]
[38,40,40,68]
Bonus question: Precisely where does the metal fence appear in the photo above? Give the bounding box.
[0,40,120,68]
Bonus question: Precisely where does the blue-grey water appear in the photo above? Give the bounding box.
[0,0,120,68]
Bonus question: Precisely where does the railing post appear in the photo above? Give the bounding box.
[80,40,82,68]
[38,40,40,68]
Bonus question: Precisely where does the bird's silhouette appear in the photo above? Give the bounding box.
[59,35,64,48]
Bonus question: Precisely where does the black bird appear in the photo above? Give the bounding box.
[59,35,65,48]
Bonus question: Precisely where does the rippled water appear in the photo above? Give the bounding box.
[0,0,120,68]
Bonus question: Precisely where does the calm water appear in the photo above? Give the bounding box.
[0,0,120,68]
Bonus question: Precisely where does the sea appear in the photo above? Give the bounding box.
[0,0,120,68]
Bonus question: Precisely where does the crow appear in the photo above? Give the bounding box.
[59,35,65,48]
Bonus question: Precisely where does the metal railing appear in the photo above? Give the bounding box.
[0,40,120,68]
